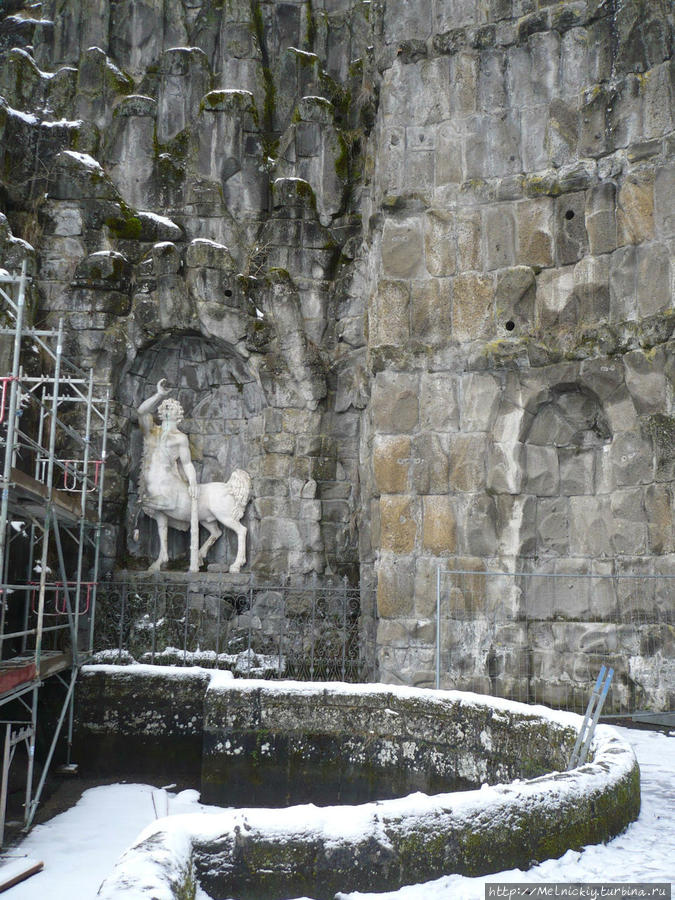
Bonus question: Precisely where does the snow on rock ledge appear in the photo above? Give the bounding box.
[86,669,640,900]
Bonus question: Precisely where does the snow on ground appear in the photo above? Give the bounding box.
[1,727,672,899]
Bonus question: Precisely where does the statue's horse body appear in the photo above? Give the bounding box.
[139,425,251,572]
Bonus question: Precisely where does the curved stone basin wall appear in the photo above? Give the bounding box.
[201,679,573,806]
[81,667,640,900]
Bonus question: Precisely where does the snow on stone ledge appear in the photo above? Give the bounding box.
[92,672,640,900]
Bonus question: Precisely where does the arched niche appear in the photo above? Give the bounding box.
[518,383,612,559]
[117,332,264,568]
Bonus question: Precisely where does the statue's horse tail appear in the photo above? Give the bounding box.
[225,469,252,520]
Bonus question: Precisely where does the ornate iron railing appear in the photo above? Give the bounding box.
[93,573,375,683]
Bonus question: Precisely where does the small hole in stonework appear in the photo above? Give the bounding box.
[505,320,515,331]
[565,209,575,220]
[224,289,233,297]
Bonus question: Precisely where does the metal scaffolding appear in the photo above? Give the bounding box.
[0,261,110,842]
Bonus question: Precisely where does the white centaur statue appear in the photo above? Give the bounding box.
[135,379,251,573]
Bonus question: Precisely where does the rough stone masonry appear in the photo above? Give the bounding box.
[0,0,673,710]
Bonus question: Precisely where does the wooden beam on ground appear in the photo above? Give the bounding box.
[0,858,44,892]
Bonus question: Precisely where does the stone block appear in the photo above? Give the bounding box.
[495,266,536,333]
[609,245,638,323]
[452,272,494,340]
[578,85,608,158]
[376,555,415,618]
[610,488,648,556]
[450,51,478,116]
[648,413,675,482]
[410,279,451,345]
[477,49,507,112]
[535,497,570,557]
[463,494,497,557]
[617,173,655,245]
[536,265,576,328]
[624,348,667,415]
[403,147,435,195]
[608,431,654,487]
[435,124,463,187]
[381,217,424,278]
[573,255,610,322]
[419,373,460,432]
[422,495,457,555]
[372,372,420,433]
[486,441,523,494]
[455,209,482,271]
[637,243,671,317]
[185,239,235,270]
[607,74,642,150]
[523,444,559,496]
[559,448,595,495]
[460,372,501,433]
[411,433,449,494]
[448,434,488,492]
[520,104,548,172]
[370,279,410,347]
[379,127,404,194]
[654,164,675,237]
[545,98,578,168]
[496,494,536,557]
[569,495,612,556]
[552,564,593,621]
[465,112,521,179]
[374,435,410,494]
[644,483,673,555]
[515,198,554,268]
[413,557,441,618]
[585,182,617,255]
[642,61,673,139]
[380,496,417,553]
[555,192,589,266]
[483,204,515,270]
[424,209,456,277]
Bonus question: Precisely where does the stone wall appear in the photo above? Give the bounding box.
[0,0,673,707]
[361,0,674,707]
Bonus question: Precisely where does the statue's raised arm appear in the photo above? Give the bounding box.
[137,378,171,436]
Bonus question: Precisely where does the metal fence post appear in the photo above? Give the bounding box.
[341,576,348,681]
[436,566,441,690]
[247,586,253,674]
[118,582,127,663]
[310,572,317,681]
[183,584,189,664]
[277,592,285,679]
[151,581,158,665]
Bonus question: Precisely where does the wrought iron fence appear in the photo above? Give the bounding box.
[93,573,375,682]
[435,568,674,715]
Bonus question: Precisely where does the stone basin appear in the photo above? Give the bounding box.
[77,666,640,900]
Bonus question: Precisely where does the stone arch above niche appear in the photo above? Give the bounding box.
[118,332,264,568]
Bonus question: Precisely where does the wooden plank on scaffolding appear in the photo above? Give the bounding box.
[0,652,71,699]
[8,468,97,525]
[0,661,36,697]
[0,858,44,892]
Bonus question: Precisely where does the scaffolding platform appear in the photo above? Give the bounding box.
[7,468,98,526]
[0,653,72,700]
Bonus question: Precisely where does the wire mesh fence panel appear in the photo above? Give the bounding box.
[93,575,375,683]
[437,569,674,714]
